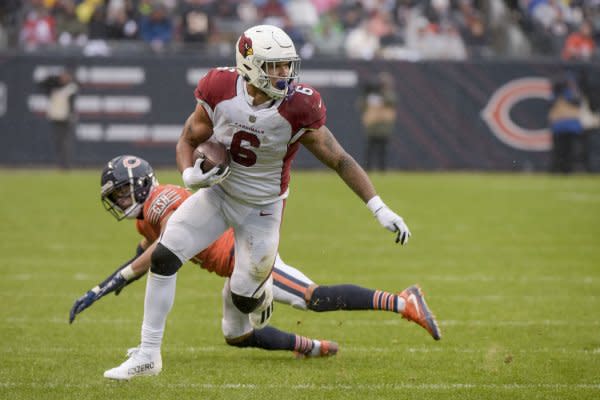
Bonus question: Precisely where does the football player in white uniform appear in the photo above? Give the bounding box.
[104,25,415,379]
[70,156,440,379]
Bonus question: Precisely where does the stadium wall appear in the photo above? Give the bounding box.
[0,54,598,170]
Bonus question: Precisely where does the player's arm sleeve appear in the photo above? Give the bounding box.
[288,86,327,144]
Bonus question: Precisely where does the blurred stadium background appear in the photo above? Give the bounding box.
[1,0,600,171]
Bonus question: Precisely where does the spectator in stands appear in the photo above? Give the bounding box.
[286,0,319,31]
[75,0,103,24]
[19,0,56,51]
[454,0,490,58]
[39,68,79,170]
[83,4,112,56]
[309,11,345,57]
[548,69,584,173]
[358,71,397,171]
[408,14,467,60]
[178,0,215,46]
[236,0,259,26]
[522,0,571,55]
[53,0,87,48]
[259,0,287,22]
[105,0,138,41]
[139,3,173,52]
[345,18,381,59]
[0,0,21,49]
[561,19,596,61]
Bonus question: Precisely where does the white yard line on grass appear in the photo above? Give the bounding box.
[3,316,600,327]
[0,382,599,391]
[3,346,599,355]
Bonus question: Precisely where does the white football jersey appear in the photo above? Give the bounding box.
[194,67,326,205]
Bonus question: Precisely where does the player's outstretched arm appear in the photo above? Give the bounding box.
[299,126,411,245]
[69,241,155,323]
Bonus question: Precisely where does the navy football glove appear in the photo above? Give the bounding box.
[69,290,97,324]
[96,273,127,298]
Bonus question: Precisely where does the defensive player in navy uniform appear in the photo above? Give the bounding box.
[101,25,436,379]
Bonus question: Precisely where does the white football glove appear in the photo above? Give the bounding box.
[367,196,411,245]
[182,158,230,190]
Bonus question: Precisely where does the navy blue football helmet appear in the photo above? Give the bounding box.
[101,155,157,220]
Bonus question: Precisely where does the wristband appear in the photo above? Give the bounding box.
[366,195,385,215]
[120,264,136,281]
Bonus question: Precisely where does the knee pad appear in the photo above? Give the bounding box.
[231,291,265,314]
[150,243,182,276]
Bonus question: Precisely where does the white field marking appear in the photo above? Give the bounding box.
[3,292,599,302]
[3,273,597,285]
[427,275,596,284]
[0,292,214,299]
[558,192,600,203]
[4,346,598,356]
[347,347,600,355]
[0,382,599,391]
[3,317,599,327]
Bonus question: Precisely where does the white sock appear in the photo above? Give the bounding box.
[396,296,406,313]
[309,340,321,357]
[140,272,177,354]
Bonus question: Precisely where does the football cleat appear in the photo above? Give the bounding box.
[296,340,339,359]
[103,347,162,380]
[399,285,442,340]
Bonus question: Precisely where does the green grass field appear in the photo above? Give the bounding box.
[1,170,599,400]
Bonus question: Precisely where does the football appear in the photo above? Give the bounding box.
[193,140,231,174]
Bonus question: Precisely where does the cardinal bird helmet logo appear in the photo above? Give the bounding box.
[238,33,253,58]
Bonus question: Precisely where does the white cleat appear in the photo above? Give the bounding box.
[103,347,162,380]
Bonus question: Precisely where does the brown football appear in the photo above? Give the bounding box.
[193,141,231,174]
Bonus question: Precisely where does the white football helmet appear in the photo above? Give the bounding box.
[235,25,301,99]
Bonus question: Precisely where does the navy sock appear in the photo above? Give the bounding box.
[308,285,398,312]
[228,326,314,354]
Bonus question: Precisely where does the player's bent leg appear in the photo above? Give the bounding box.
[226,326,339,358]
[228,197,282,328]
[398,285,442,340]
[272,255,314,310]
[103,346,162,380]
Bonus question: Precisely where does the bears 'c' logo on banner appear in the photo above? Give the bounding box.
[481,77,552,151]
[238,34,253,58]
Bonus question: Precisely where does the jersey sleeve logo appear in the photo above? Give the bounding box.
[147,189,182,225]
[238,33,253,58]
